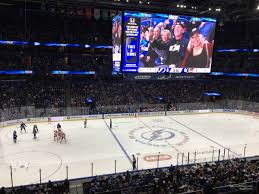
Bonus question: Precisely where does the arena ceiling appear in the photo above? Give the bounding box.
[1,0,259,21]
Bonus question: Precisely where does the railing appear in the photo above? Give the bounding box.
[4,165,259,194]
[213,180,259,194]
[0,149,250,188]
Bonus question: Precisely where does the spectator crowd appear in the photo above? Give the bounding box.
[0,79,258,111]
[0,78,258,122]
[83,158,259,194]
[1,158,259,194]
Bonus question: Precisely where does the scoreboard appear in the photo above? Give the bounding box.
[112,11,217,75]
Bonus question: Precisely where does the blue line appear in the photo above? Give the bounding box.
[167,116,241,157]
[103,119,132,164]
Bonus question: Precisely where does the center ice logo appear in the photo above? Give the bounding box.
[129,126,189,148]
[141,129,175,142]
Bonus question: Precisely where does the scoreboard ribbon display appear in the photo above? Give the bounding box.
[123,16,140,72]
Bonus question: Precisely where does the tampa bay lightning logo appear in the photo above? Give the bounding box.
[141,129,175,142]
[157,68,171,73]
[129,126,189,148]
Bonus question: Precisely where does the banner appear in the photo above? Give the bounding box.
[102,9,109,20]
[51,117,64,121]
[94,9,101,20]
[84,8,92,20]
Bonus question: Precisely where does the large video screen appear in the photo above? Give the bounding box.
[112,12,122,75]
[122,11,216,73]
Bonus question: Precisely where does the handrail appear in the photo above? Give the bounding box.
[213,179,259,190]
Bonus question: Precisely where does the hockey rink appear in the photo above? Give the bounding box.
[0,112,258,187]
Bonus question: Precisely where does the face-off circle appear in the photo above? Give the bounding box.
[129,126,189,147]
[0,151,62,184]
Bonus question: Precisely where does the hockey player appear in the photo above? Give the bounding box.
[84,119,87,128]
[48,115,51,124]
[33,124,39,133]
[110,119,112,128]
[57,123,61,130]
[20,122,27,133]
[59,131,66,143]
[132,154,136,170]
[54,130,58,141]
[33,127,37,139]
[13,130,17,143]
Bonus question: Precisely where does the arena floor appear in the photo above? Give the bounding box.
[0,112,258,187]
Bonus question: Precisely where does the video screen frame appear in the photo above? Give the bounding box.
[112,12,123,75]
[122,11,217,74]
